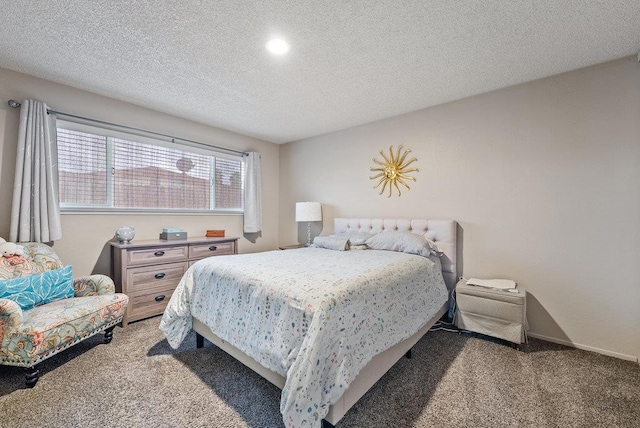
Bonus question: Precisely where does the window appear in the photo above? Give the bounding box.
[57,121,244,213]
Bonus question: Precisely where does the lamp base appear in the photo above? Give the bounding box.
[306,222,312,246]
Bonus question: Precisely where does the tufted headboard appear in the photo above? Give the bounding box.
[334,218,458,291]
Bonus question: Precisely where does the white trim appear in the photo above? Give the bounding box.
[60,210,243,216]
[106,136,115,207]
[527,332,639,363]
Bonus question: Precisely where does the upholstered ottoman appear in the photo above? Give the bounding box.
[453,279,528,348]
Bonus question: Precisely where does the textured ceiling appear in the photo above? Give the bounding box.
[1,1,639,143]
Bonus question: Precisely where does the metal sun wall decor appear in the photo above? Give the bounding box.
[369,145,419,197]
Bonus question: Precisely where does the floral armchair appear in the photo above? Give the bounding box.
[0,242,128,387]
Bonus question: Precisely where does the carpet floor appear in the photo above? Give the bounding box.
[1,317,638,428]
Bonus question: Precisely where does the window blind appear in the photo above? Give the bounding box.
[57,124,244,212]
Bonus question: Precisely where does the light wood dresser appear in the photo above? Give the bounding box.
[110,236,238,326]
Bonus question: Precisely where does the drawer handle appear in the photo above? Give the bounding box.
[154,295,166,302]
[154,251,165,257]
[209,245,218,251]
[154,273,166,279]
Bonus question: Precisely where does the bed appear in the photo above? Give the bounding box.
[160,218,457,428]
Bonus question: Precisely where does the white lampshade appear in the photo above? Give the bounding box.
[295,202,322,222]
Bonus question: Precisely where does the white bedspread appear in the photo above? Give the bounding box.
[160,247,448,428]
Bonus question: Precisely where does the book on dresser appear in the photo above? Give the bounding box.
[110,236,239,326]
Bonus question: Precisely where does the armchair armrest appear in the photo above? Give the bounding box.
[73,275,116,297]
[0,298,24,331]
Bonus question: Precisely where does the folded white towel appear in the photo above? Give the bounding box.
[466,278,516,290]
[313,236,349,251]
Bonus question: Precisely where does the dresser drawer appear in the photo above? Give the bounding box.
[127,285,177,323]
[125,262,188,293]
[189,241,235,260]
[111,236,238,326]
[126,246,188,266]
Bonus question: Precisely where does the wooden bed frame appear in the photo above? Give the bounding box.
[192,218,458,427]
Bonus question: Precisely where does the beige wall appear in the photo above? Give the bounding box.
[0,67,280,277]
[279,57,640,361]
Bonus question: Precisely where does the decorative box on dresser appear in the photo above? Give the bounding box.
[110,237,238,326]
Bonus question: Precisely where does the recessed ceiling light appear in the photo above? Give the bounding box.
[266,38,290,55]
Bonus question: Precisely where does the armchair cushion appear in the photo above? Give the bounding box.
[0,293,128,367]
[0,255,36,280]
[20,243,64,273]
[0,243,64,281]
[73,274,116,297]
[0,266,74,310]
[0,299,24,330]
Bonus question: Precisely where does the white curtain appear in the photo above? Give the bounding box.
[9,100,62,243]
[243,152,262,233]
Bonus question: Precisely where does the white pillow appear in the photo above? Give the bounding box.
[313,236,349,251]
[365,231,442,257]
[330,231,374,246]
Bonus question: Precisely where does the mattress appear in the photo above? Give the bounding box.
[160,247,448,428]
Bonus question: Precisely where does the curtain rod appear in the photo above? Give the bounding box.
[7,99,249,156]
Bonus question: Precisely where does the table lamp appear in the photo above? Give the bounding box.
[295,202,322,246]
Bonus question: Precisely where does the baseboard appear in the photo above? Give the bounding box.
[527,332,638,364]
